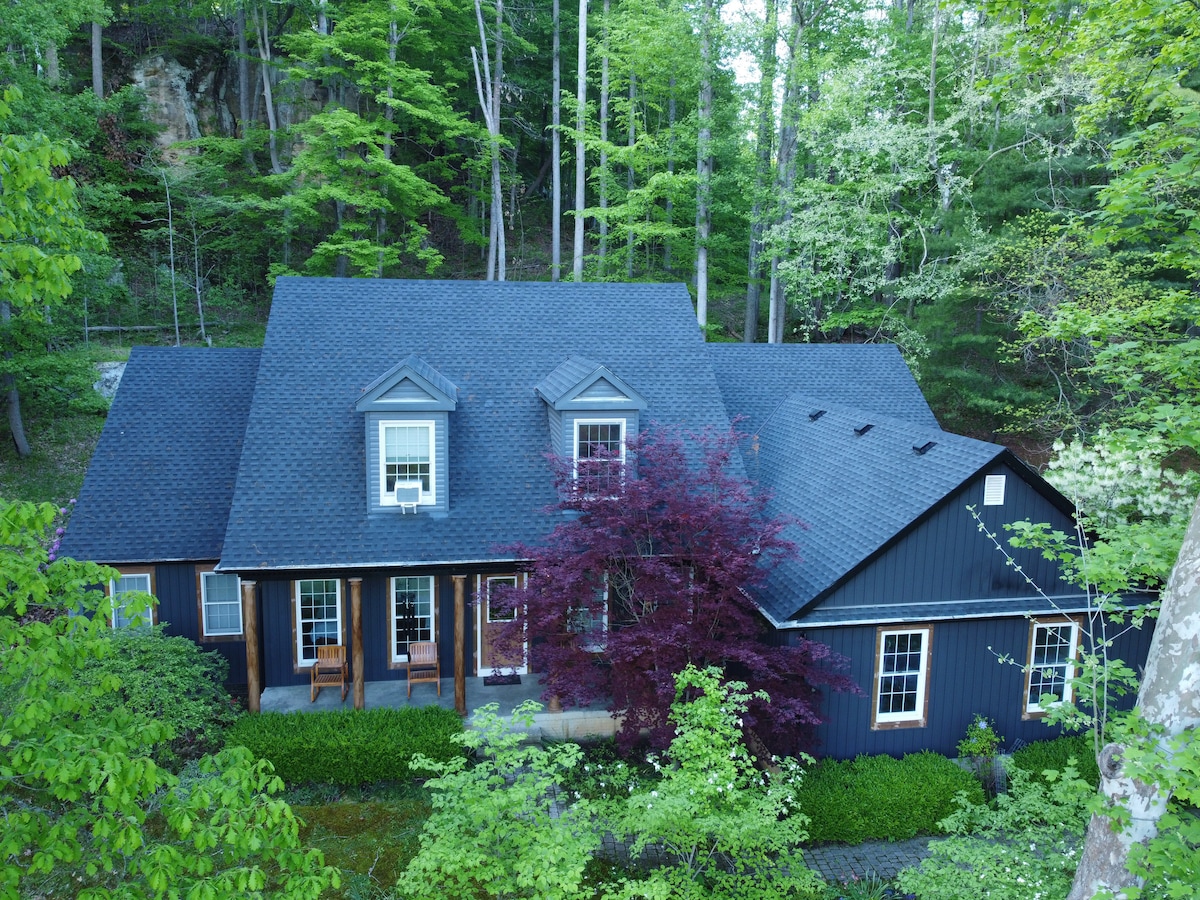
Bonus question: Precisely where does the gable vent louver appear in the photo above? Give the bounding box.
[808,409,826,422]
[913,441,937,455]
[854,423,874,436]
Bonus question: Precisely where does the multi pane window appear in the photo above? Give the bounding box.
[575,420,624,495]
[568,583,608,652]
[874,628,930,726]
[111,573,152,628]
[486,575,518,623]
[381,422,433,504]
[392,576,435,662]
[200,571,242,636]
[297,579,341,665]
[1026,621,1079,713]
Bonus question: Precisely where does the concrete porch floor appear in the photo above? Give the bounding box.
[259,674,620,741]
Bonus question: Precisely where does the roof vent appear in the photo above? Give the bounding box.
[913,441,937,455]
[854,423,874,436]
[808,409,826,421]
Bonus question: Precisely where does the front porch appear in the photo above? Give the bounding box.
[260,674,620,741]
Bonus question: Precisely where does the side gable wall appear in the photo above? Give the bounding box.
[810,461,1079,615]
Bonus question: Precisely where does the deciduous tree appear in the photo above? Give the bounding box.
[502,426,854,751]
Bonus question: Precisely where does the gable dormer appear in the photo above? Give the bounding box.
[535,356,647,481]
[356,355,457,513]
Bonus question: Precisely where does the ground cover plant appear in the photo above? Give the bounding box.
[225,706,464,786]
[797,751,983,843]
[1010,733,1100,788]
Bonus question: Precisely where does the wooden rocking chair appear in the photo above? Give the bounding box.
[406,641,441,698]
[310,644,348,703]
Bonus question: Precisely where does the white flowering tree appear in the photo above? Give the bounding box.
[608,666,820,900]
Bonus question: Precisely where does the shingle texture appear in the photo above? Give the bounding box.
[61,347,261,563]
[219,278,729,569]
[722,392,1004,624]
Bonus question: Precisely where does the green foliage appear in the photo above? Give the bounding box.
[70,624,237,769]
[225,706,464,786]
[1011,734,1101,789]
[605,666,820,900]
[896,762,1095,900]
[398,700,600,900]
[797,751,983,844]
[956,714,1004,759]
[0,498,338,898]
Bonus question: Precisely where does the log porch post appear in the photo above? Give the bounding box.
[349,577,364,709]
[241,579,260,713]
[452,574,467,716]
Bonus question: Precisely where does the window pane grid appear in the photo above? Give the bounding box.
[202,572,242,636]
[576,422,623,495]
[393,576,434,660]
[384,425,431,493]
[113,574,151,629]
[298,579,340,663]
[486,576,518,622]
[1028,624,1075,708]
[876,631,925,721]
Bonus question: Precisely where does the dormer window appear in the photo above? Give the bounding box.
[575,419,625,495]
[380,421,435,507]
[356,355,457,514]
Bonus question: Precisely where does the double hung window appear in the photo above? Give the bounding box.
[380,421,434,506]
[873,627,931,728]
[110,572,153,629]
[200,571,242,637]
[1025,620,1080,715]
[574,419,625,496]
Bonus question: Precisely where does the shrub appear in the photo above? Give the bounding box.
[1011,733,1100,787]
[72,625,237,769]
[798,751,984,843]
[226,706,464,785]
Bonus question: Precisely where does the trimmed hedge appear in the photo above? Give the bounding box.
[797,751,984,843]
[1011,733,1101,788]
[226,706,465,785]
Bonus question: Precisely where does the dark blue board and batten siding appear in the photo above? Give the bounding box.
[257,571,475,689]
[799,618,1154,760]
[788,464,1155,760]
[150,562,248,686]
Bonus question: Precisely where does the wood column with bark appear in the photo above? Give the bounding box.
[349,577,364,709]
[453,574,467,716]
[241,580,260,713]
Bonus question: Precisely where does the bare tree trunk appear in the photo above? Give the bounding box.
[91,21,103,99]
[664,78,675,274]
[626,73,636,280]
[376,13,400,277]
[1067,495,1200,900]
[551,0,562,281]
[694,0,714,328]
[44,41,59,85]
[573,0,588,282]
[191,218,208,344]
[1,301,31,458]
[597,0,610,275]
[472,0,506,281]
[236,5,257,171]
[254,3,284,176]
[162,171,181,346]
[745,0,778,343]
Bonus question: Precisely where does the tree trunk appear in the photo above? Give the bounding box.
[1067,495,1200,899]
[162,171,181,346]
[768,9,806,344]
[745,0,778,343]
[236,5,257,171]
[44,41,60,85]
[472,0,505,281]
[694,0,714,329]
[254,3,284,176]
[551,0,562,281]
[597,0,610,276]
[91,21,103,99]
[573,0,588,282]
[626,73,636,280]
[1,301,31,458]
[664,79,675,274]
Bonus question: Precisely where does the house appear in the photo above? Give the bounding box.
[62,278,1154,759]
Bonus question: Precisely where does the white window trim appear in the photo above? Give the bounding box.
[200,571,243,637]
[1025,619,1080,715]
[379,419,436,507]
[983,474,1007,506]
[390,575,436,664]
[110,572,153,629]
[485,575,519,623]
[295,578,343,666]
[573,418,626,495]
[873,626,931,728]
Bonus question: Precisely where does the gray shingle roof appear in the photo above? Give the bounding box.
[739,393,1004,623]
[219,278,729,569]
[706,343,940,433]
[61,347,261,563]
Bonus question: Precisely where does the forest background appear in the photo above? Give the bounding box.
[0,0,1197,497]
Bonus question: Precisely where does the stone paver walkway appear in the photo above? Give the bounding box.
[803,836,943,882]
